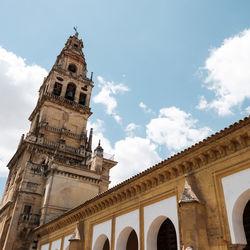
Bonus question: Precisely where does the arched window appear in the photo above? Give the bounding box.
[53,82,62,96]
[79,93,87,105]
[243,200,250,249]
[68,63,77,73]
[65,83,76,101]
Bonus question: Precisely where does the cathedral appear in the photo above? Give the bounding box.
[0,32,249,250]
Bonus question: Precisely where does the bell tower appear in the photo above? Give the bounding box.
[0,31,117,250]
[29,30,93,158]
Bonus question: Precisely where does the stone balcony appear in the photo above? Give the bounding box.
[19,213,40,226]
[43,92,90,113]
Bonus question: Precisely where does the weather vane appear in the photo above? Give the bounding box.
[73,26,79,37]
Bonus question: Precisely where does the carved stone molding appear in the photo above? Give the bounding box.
[34,116,250,235]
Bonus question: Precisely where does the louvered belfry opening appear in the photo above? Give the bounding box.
[157,218,177,250]
[244,200,250,250]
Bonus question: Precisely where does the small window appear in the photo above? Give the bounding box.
[68,64,77,73]
[53,82,62,96]
[79,93,86,105]
[56,77,63,81]
[45,84,49,93]
[65,83,76,101]
[73,44,78,48]
[81,85,88,91]
[23,205,31,215]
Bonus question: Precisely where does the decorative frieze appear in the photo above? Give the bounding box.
[34,117,250,236]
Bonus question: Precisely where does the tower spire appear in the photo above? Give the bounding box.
[73,26,79,38]
[87,128,93,152]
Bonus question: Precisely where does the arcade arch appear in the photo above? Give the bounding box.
[116,226,138,250]
[93,234,110,250]
[146,216,177,250]
[232,189,250,245]
[243,200,250,249]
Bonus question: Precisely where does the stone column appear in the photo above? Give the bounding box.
[69,221,85,250]
[179,174,210,250]
[69,239,85,250]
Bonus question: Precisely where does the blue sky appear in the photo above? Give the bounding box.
[0,1,250,194]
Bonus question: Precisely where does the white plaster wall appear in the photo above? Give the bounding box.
[92,220,112,250]
[144,196,180,250]
[222,168,250,244]
[51,239,61,250]
[63,234,72,250]
[115,209,140,250]
[41,243,49,250]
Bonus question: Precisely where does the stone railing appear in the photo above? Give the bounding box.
[26,161,48,176]
[19,213,40,225]
[43,92,90,113]
[65,145,80,154]
[43,138,59,149]
[40,123,84,140]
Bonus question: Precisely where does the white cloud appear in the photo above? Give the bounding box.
[110,137,161,186]
[125,123,140,137]
[245,106,250,114]
[89,106,211,187]
[198,29,250,116]
[88,120,160,186]
[146,106,212,152]
[87,119,113,154]
[0,46,47,176]
[93,76,129,123]
[139,101,154,114]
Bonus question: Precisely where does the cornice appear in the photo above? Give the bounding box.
[62,50,86,65]
[25,141,84,161]
[0,201,13,214]
[52,68,93,85]
[34,116,250,236]
[7,141,27,169]
[53,169,101,184]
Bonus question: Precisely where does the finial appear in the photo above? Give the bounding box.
[98,140,101,147]
[73,26,79,38]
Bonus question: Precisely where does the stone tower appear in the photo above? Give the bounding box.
[0,31,117,250]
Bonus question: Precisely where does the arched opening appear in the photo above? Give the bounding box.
[157,218,177,250]
[65,83,76,101]
[68,63,77,73]
[93,234,110,250]
[53,82,62,96]
[116,227,138,250]
[126,229,138,250]
[146,216,177,250]
[103,238,110,250]
[79,93,87,105]
[232,189,250,244]
[243,200,250,249]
